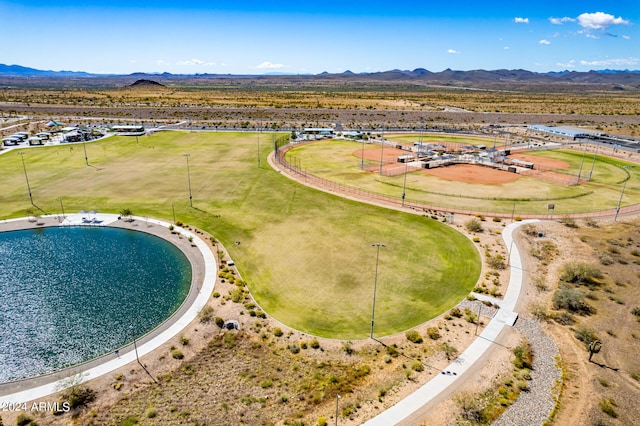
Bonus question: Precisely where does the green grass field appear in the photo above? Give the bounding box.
[287,138,640,216]
[0,132,480,339]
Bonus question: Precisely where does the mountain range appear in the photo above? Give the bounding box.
[2,64,640,89]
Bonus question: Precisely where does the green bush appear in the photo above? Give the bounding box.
[16,413,34,426]
[171,348,184,360]
[199,305,214,323]
[427,327,441,340]
[512,341,533,369]
[405,329,423,343]
[215,316,225,328]
[552,286,594,315]
[273,327,284,337]
[600,398,618,418]
[411,360,425,372]
[575,327,599,349]
[465,218,483,233]
[61,385,96,410]
[310,338,321,349]
[559,262,603,285]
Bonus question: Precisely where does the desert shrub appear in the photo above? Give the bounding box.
[215,316,225,328]
[273,327,284,337]
[512,341,533,369]
[521,224,538,236]
[560,217,577,228]
[199,305,214,323]
[317,417,328,426]
[441,342,458,360]
[342,341,354,355]
[552,286,594,315]
[600,398,618,418]
[559,262,603,285]
[16,413,34,426]
[631,307,640,317]
[487,254,506,270]
[492,216,502,222]
[450,307,463,318]
[288,343,300,354]
[552,311,576,325]
[427,327,441,340]
[62,385,96,409]
[583,217,599,228]
[145,406,158,418]
[386,345,399,357]
[171,348,184,360]
[464,308,478,324]
[575,327,599,349]
[179,335,190,346]
[465,218,483,233]
[405,329,423,343]
[310,338,321,349]
[411,360,425,372]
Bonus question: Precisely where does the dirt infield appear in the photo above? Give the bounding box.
[423,163,519,184]
[510,153,570,170]
[356,146,408,161]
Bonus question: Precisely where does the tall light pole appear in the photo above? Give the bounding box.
[379,130,384,175]
[335,394,341,426]
[184,153,193,207]
[82,138,89,166]
[257,123,261,168]
[401,161,408,207]
[576,143,587,184]
[615,166,633,221]
[18,151,33,205]
[370,243,385,339]
[588,144,599,181]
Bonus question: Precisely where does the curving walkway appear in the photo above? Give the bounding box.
[0,214,217,405]
[362,220,537,425]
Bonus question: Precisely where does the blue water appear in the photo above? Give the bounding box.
[0,226,191,382]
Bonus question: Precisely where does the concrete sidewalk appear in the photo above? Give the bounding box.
[363,220,538,425]
[0,215,217,405]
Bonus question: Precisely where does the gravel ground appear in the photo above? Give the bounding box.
[494,316,562,426]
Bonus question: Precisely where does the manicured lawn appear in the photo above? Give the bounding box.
[288,139,640,215]
[0,131,480,339]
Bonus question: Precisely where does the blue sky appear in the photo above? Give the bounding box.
[0,1,637,75]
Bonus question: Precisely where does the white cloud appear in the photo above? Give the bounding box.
[622,35,631,40]
[579,57,639,67]
[549,17,575,25]
[504,46,510,50]
[447,49,460,54]
[577,12,629,31]
[176,58,216,66]
[539,39,551,45]
[514,17,529,24]
[256,61,286,69]
[556,60,577,68]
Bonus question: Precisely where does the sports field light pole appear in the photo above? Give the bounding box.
[18,151,34,205]
[82,138,89,166]
[575,144,587,184]
[588,144,599,182]
[370,243,385,339]
[184,153,193,207]
[379,130,384,175]
[615,166,633,221]
[401,161,408,207]
[335,394,341,426]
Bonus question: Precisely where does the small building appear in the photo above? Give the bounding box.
[28,137,44,146]
[527,125,605,140]
[302,128,334,137]
[397,154,416,163]
[111,125,145,136]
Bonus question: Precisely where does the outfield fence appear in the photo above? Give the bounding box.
[274,139,640,220]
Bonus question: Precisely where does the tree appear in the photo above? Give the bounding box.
[119,208,133,222]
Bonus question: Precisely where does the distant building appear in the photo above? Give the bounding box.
[527,125,605,140]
